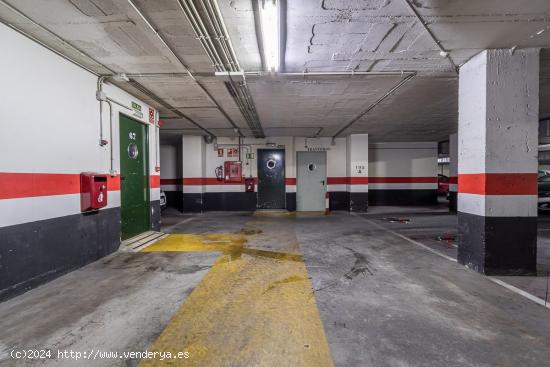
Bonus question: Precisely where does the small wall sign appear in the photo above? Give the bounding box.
[353,161,368,175]
[307,147,330,152]
[148,108,155,124]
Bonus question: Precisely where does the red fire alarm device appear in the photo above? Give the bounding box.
[224,161,242,183]
[80,172,108,212]
[245,177,255,192]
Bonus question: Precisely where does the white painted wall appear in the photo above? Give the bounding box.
[179,136,348,194]
[369,142,438,189]
[369,143,437,177]
[0,23,159,227]
[160,144,181,192]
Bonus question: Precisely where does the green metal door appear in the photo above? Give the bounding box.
[119,114,150,240]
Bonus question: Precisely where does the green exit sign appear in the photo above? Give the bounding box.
[131,102,142,111]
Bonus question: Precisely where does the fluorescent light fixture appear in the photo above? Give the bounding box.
[258,0,279,72]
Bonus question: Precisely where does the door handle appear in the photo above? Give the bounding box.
[321,180,325,185]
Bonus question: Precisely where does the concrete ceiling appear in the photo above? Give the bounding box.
[1,0,550,142]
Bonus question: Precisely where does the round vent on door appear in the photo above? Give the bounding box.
[128,143,139,159]
[266,159,276,170]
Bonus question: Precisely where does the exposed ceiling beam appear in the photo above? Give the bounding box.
[332,72,417,137]
[403,0,459,74]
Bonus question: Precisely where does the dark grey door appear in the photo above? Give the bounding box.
[257,149,285,209]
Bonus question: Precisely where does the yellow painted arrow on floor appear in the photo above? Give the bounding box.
[139,216,334,367]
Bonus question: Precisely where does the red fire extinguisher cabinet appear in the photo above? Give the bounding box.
[224,161,242,183]
[80,172,108,211]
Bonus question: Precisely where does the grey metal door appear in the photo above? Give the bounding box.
[257,149,285,209]
[297,151,327,211]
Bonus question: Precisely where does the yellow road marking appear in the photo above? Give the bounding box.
[139,220,334,367]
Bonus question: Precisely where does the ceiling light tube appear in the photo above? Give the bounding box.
[258,0,280,72]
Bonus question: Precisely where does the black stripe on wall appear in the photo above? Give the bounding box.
[329,192,349,211]
[182,192,298,212]
[350,192,369,212]
[183,193,204,212]
[368,189,437,206]
[164,191,183,212]
[457,212,537,275]
[204,193,257,211]
[0,207,121,301]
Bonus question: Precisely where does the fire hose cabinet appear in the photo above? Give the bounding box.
[80,172,108,212]
[245,177,255,193]
[224,161,242,183]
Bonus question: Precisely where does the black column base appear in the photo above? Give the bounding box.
[150,200,161,231]
[286,193,296,212]
[350,192,368,212]
[457,212,537,275]
[449,191,457,213]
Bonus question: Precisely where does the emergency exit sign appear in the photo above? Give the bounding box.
[131,101,143,119]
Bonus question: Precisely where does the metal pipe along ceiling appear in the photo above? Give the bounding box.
[0,0,215,142]
[177,0,265,138]
[126,0,243,138]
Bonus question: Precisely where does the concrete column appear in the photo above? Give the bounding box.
[346,134,369,211]
[449,133,458,212]
[458,49,539,275]
[182,135,206,212]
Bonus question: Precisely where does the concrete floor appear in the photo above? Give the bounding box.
[0,207,549,366]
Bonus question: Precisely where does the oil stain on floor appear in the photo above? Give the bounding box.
[139,214,334,367]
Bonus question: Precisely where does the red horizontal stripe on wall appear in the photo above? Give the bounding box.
[160,178,182,185]
[327,177,348,185]
[369,177,437,183]
[179,177,372,186]
[0,173,79,199]
[458,173,537,195]
[449,176,458,184]
[182,178,245,185]
[326,177,369,185]
[150,175,160,188]
[108,175,120,191]
[349,177,369,185]
[182,178,203,185]
[0,173,121,200]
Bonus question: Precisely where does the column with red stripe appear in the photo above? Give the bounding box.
[457,49,539,275]
[346,134,369,212]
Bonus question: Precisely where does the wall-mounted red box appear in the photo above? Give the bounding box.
[224,161,242,183]
[80,172,108,212]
